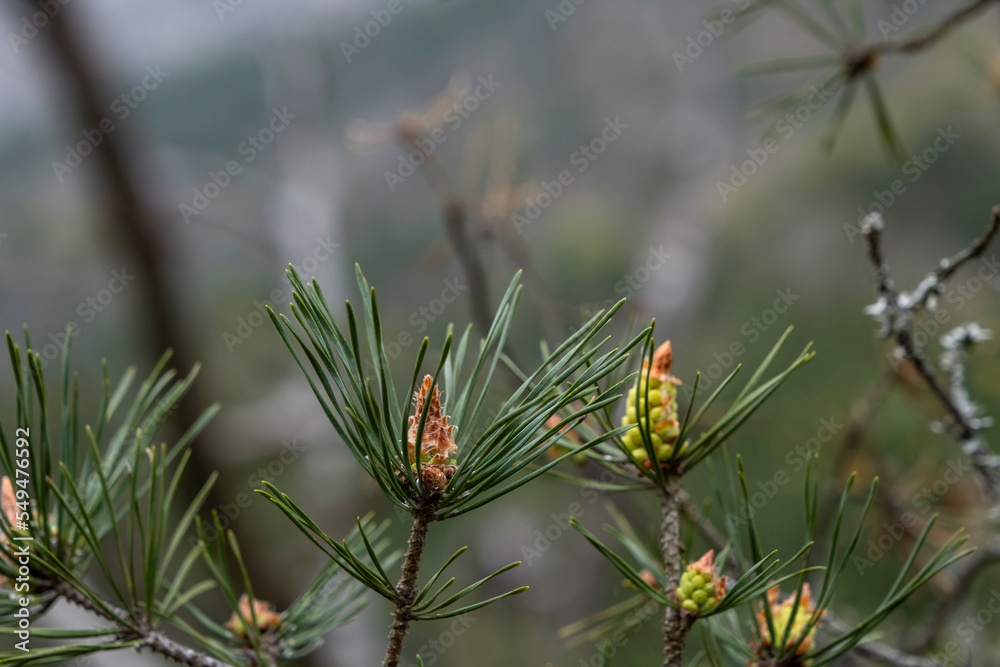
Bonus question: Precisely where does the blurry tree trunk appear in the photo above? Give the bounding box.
[19,5,325,663]
[23,0,218,528]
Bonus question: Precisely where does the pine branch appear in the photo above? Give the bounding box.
[846,0,997,76]
[53,581,231,667]
[383,508,435,667]
[18,0,279,628]
[661,479,693,666]
[678,495,940,667]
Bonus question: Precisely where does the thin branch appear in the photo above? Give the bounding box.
[911,211,1000,310]
[398,109,572,342]
[677,488,738,572]
[441,194,493,335]
[861,209,1000,508]
[405,137,536,379]
[383,507,435,667]
[897,331,973,438]
[53,581,231,667]
[476,112,573,340]
[406,142,493,335]
[866,0,994,56]
[937,323,1000,503]
[845,0,997,78]
[661,480,693,666]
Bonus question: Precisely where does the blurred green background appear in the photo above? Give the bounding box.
[1,0,999,664]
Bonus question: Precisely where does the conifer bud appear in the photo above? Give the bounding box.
[753,584,821,662]
[620,341,683,468]
[407,375,458,493]
[226,594,283,639]
[675,550,726,615]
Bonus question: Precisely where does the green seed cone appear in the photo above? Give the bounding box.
[621,375,681,466]
[676,565,719,614]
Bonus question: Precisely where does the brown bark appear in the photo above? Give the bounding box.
[383,508,434,667]
[55,581,231,667]
[661,479,692,666]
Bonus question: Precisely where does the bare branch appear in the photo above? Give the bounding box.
[907,208,1000,313]
[861,209,1000,510]
[865,0,994,57]
[441,194,494,335]
[845,0,997,79]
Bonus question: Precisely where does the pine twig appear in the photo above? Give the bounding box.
[383,507,435,667]
[678,494,939,667]
[844,0,998,79]
[53,581,231,667]
[661,479,693,666]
